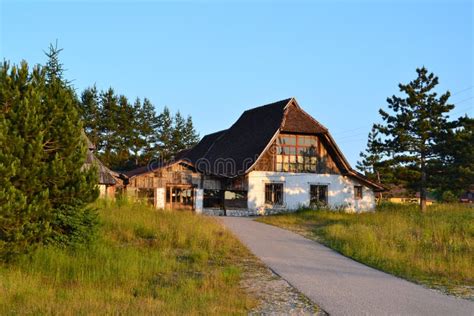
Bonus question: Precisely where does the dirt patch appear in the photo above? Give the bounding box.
[239,256,325,315]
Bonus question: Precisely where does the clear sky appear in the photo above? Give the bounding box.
[1,0,472,166]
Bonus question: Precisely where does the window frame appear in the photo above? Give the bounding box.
[275,134,318,173]
[310,184,328,206]
[264,183,284,206]
[354,185,363,200]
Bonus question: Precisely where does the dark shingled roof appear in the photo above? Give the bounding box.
[180,130,227,165]
[122,164,158,178]
[182,98,292,177]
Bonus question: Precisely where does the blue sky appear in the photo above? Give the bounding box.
[1,0,472,166]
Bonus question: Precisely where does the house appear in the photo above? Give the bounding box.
[387,196,435,206]
[121,98,384,215]
[386,186,435,205]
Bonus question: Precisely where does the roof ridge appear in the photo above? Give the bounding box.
[241,97,293,113]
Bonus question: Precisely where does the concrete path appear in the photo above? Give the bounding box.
[220,217,474,316]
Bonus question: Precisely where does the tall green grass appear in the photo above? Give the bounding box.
[0,200,255,315]
[257,203,474,293]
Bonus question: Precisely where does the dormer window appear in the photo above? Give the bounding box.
[275,134,318,172]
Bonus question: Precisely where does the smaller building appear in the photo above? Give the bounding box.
[385,187,435,205]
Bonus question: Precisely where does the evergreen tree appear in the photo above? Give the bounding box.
[99,88,119,167]
[138,98,159,165]
[155,106,174,161]
[357,127,383,181]
[431,116,474,198]
[79,85,101,148]
[170,111,187,155]
[0,46,98,259]
[33,45,99,246]
[0,62,51,258]
[130,98,146,166]
[78,88,199,169]
[374,67,455,211]
[115,95,135,169]
[183,115,200,148]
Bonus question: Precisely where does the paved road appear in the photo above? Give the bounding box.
[220,217,474,316]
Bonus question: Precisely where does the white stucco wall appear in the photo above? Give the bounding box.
[247,171,375,213]
[194,189,204,214]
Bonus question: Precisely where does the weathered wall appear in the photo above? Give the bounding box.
[128,163,201,189]
[98,184,115,199]
[247,171,375,213]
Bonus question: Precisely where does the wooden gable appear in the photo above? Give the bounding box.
[253,134,341,174]
[281,101,327,134]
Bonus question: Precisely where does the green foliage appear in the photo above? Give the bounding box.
[358,67,468,209]
[155,106,174,160]
[0,201,255,314]
[258,204,474,296]
[79,91,199,170]
[0,46,98,259]
[431,116,474,195]
[440,191,458,203]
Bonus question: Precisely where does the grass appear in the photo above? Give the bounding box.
[257,203,474,297]
[0,199,256,315]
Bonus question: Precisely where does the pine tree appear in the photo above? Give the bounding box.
[155,106,174,161]
[99,88,119,168]
[33,45,99,247]
[130,98,146,166]
[170,111,187,155]
[431,116,473,198]
[356,127,383,181]
[78,87,199,169]
[0,46,98,259]
[183,115,200,148]
[0,61,51,258]
[138,98,159,165]
[374,67,454,212]
[79,85,101,148]
[115,95,135,169]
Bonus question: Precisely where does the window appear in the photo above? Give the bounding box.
[203,189,223,208]
[265,183,284,206]
[354,186,363,200]
[310,185,328,206]
[275,134,318,173]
